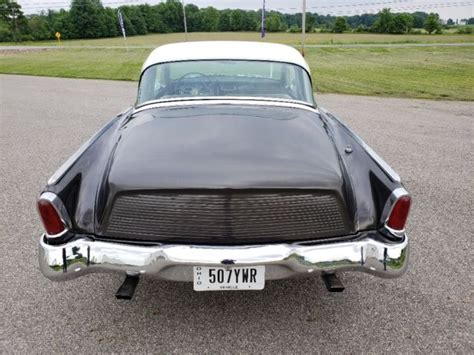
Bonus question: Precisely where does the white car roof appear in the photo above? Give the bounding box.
[141,41,310,74]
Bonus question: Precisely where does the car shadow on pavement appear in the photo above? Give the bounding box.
[109,272,372,324]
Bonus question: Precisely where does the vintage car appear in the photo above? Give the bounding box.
[38,41,411,298]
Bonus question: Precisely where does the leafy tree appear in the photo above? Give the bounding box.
[0,0,19,22]
[361,14,379,27]
[332,17,348,33]
[138,4,166,33]
[28,15,50,40]
[242,10,258,31]
[347,13,378,28]
[69,0,107,38]
[392,13,414,34]
[412,11,428,28]
[288,24,300,33]
[354,25,369,32]
[424,13,441,34]
[200,7,219,32]
[185,4,201,32]
[45,9,75,39]
[136,4,159,33]
[315,14,336,28]
[446,18,454,26]
[158,0,184,33]
[0,1,445,42]
[229,9,244,31]
[371,9,414,34]
[372,8,394,33]
[218,9,231,31]
[283,13,298,28]
[101,7,118,38]
[267,11,288,32]
[120,6,147,35]
[0,0,27,42]
[266,13,282,32]
[0,19,9,41]
[294,12,315,32]
[305,13,315,32]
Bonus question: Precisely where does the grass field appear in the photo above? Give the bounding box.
[2,32,474,47]
[310,46,474,100]
[1,32,473,100]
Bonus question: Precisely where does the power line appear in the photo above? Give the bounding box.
[270,0,474,11]
[20,0,152,11]
[21,0,148,5]
[19,0,474,15]
[272,0,412,11]
[269,1,474,15]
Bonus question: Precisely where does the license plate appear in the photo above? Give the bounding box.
[193,266,265,291]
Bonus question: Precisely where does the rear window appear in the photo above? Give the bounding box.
[137,60,314,105]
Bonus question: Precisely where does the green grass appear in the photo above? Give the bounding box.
[3,31,474,47]
[0,48,147,81]
[308,46,474,100]
[1,33,473,100]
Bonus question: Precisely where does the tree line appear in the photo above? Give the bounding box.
[1,0,473,42]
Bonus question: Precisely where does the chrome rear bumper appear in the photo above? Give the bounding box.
[39,232,408,281]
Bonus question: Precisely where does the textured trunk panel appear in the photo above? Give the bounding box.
[104,190,351,244]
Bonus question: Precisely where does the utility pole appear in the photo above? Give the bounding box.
[6,1,23,44]
[301,0,306,56]
[182,0,188,41]
[11,14,17,43]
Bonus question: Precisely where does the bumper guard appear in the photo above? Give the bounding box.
[39,232,409,281]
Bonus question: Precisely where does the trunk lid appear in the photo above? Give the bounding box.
[107,104,344,190]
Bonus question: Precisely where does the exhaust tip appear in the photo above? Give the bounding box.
[322,273,345,292]
[115,274,140,300]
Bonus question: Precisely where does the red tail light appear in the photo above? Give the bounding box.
[37,198,66,236]
[386,195,411,231]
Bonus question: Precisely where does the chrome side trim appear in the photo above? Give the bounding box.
[37,192,71,238]
[133,98,319,115]
[360,144,401,183]
[39,232,409,282]
[319,107,401,183]
[47,108,132,185]
[47,139,95,185]
[381,187,411,237]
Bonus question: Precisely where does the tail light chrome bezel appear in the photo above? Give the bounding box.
[382,187,411,238]
[37,192,72,238]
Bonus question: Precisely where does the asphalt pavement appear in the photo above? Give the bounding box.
[0,74,472,353]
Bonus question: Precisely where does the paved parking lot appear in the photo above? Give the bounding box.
[0,74,472,353]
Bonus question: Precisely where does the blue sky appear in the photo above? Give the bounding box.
[18,0,474,20]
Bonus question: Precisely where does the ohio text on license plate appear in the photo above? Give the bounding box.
[193,266,265,291]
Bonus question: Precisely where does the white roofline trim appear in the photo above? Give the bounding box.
[141,41,311,74]
[132,98,319,115]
